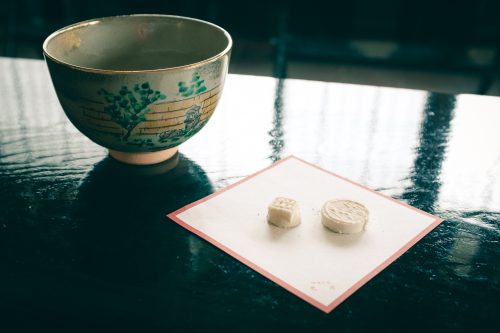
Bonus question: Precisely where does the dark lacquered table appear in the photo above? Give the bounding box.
[0,57,499,332]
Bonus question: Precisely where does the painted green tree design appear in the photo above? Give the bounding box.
[98,82,166,140]
[178,72,207,97]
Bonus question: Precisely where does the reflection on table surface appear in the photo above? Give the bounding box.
[0,57,498,331]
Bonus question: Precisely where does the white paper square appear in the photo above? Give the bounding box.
[168,156,442,312]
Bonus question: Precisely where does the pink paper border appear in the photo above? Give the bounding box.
[167,155,443,313]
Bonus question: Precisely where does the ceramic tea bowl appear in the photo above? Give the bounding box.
[43,14,232,165]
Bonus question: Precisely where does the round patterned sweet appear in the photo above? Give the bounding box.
[321,199,369,234]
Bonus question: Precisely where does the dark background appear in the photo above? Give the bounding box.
[1,0,500,94]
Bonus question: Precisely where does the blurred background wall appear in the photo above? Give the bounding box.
[1,0,500,95]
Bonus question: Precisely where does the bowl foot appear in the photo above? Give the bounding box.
[109,147,178,165]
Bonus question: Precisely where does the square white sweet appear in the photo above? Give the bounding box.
[169,156,442,313]
[267,197,301,228]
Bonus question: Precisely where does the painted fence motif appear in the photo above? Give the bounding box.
[79,84,221,137]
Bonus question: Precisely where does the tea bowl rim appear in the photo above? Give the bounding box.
[42,14,233,75]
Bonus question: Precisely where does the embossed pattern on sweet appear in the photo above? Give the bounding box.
[267,197,301,228]
[321,199,369,234]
